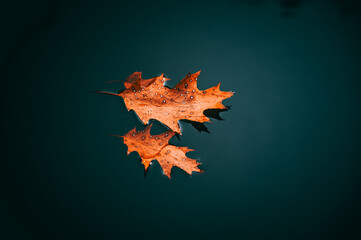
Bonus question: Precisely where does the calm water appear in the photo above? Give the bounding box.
[2,1,361,239]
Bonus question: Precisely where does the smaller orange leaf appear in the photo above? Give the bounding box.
[117,124,202,179]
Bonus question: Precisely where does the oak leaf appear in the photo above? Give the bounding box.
[114,124,202,179]
[100,71,233,134]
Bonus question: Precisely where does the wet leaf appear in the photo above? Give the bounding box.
[99,71,233,134]
[115,124,203,179]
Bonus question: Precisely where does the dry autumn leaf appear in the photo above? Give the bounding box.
[99,71,233,134]
[113,124,202,179]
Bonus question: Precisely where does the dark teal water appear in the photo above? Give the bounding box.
[2,1,361,239]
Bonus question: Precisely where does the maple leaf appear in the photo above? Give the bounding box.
[99,71,233,134]
[114,124,203,179]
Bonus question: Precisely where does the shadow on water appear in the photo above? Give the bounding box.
[280,0,302,17]
[227,0,359,18]
[226,0,301,18]
[181,106,232,134]
[227,0,266,7]
[332,0,358,15]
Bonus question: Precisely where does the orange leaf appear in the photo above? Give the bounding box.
[100,71,233,134]
[116,124,203,179]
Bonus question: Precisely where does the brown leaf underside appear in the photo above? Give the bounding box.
[103,71,233,134]
[117,124,202,179]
